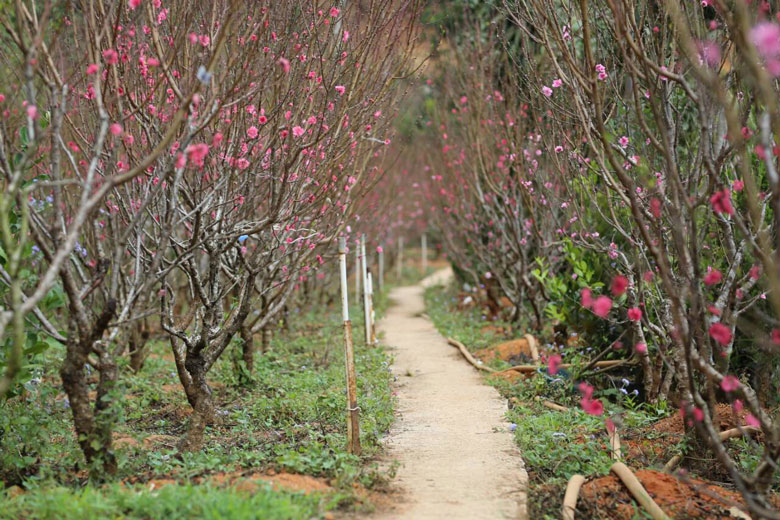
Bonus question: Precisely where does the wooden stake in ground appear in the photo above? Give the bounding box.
[361,234,371,344]
[421,232,427,275]
[378,245,384,291]
[368,272,376,344]
[354,241,361,303]
[338,237,361,455]
[397,236,404,281]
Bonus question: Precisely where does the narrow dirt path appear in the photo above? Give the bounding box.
[372,268,528,519]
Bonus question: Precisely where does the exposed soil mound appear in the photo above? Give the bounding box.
[475,337,536,364]
[579,469,751,519]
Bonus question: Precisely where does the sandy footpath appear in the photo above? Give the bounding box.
[370,268,528,519]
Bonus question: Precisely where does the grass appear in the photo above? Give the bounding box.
[0,291,395,518]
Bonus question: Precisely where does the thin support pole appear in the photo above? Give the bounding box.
[378,245,384,291]
[338,238,360,455]
[361,235,371,345]
[368,272,376,344]
[354,242,361,303]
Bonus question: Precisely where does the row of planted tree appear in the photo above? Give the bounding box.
[0,0,424,479]
[407,0,780,516]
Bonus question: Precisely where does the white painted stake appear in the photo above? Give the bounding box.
[338,237,360,455]
[361,234,371,344]
[421,232,427,275]
[354,242,361,302]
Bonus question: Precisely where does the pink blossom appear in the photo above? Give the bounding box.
[258,115,268,125]
[102,49,119,65]
[592,296,613,318]
[335,85,346,95]
[710,189,734,215]
[109,123,123,136]
[772,329,780,345]
[26,105,38,120]
[611,275,628,296]
[709,322,732,346]
[292,126,305,138]
[733,180,744,191]
[581,288,593,308]
[627,307,642,322]
[247,126,259,139]
[548,354,562,375]
[720,375,740,392]
[175,152,186,169]
[635,342,647,354]
[618,136,629,148]
[329,6,340,17]
[185,143,209,167]
[692,407,704,422]
[199,35,210,47]
[278,57,291,74]
[86,63,99,75]
[734,399,744,412]
[697,40,721,67]
[750,23,780,65]
[578,382,594,399]
[129,0,141,9]
[581,396,604,416]
[376,246,383,253]
[552,79,563,88]
[703,267,722,286]
[541,85,553,97]
[745,413,760,428]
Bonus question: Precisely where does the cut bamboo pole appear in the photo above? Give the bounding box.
[338,238,360,455]
[494,359,629,376]
[354,242,361,302]
[446,338,496,372]
[533,396,569,412]
[562,474,586,520]
[664,425,759,471]
[524,333,539,363]
[608,426,622,461]
[360,235,370,345]
[367,272,376,344]
[610,462,670,520]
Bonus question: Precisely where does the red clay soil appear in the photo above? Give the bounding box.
[651,403,751,435]
[579,469,752,519]
[132,471,331,495]
[475,338,539,364]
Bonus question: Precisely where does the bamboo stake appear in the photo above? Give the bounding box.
[562,474,586,520]
[609,426,622,461]
[664,425,759,471]
[354,241,361,302]
[378,245,384,291]
[338,238,360,455]
[361,234,371,345]
[368,272,376,344]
